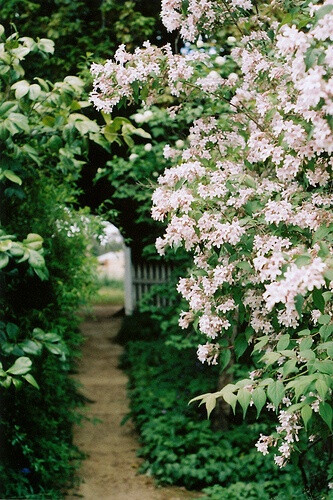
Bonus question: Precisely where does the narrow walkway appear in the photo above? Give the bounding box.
[67,305,201,500]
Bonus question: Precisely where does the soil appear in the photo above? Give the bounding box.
[67,305,203,500]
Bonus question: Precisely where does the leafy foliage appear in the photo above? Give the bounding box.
[121,326,332,497]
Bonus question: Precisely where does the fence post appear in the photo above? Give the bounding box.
[124,246,134,315]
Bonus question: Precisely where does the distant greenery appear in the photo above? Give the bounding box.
[92,286,124,306]
[0,0,161,81]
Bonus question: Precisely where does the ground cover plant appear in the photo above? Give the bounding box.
[92,0,333,495]
[121,319,331,498]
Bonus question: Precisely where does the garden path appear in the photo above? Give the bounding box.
[67,305,201,500]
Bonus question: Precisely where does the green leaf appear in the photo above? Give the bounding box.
[283,359,298,377]
[7,356,32,375]
[314,360,333,375]
[318,314,330,325]
[286,375,317,401]
[75,119,100,135]
[318,242,330,258]
[132,127,151,139]
[267,380,284,408]
[277,334,290,351]
[221,385,237,414]
[261,351,281,366]
[295,255,311,268]
[0,239,12,252]
[313,289,325,313]
[315,379,328,400]
[28,83,41,100]
[301,404,312,430]
[6,322,19,339]
[189,392,210,405]
[237,387,252,418]
[204,393,218,419]
[44,342,64,355]
[28,250,45,269]
[22,373,39,389]
[253,336,269,353]
[20,340,42,355]
[234,333,248,360]
[3,170,22,185]
[220,348,231,371]
[252,387,266,418]
[123,134,135,148]
[299,337,313,351]
[24,233,43,250]
[315,4,333,22]
[298,329,311,336]
[324,269,333,281]
[299,349,315,361]
[313,224,333,243]
[319,402,332,431]
[0,252,9,268]
[11,80,29,99]
[295,294,304,318]
[37,38,55,54]
[319,324,333,341]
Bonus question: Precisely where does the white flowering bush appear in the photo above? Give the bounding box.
[91,0,333,471]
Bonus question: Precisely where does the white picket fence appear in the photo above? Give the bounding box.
[124,247,173,315]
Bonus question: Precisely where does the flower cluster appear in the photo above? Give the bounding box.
[92,0,333,469]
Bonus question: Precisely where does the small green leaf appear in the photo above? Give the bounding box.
[277,334,290,351]
[253,336,269,353]
[3,170,22,185]
[324,269,333,281]
[0,252,9,268]
[295,255,311,268]
[313,289,325,313]
[252,387,266,418]
[234,333,248,360]
[318,314,330,325]
[299,337,313,351]
[314,360,333,375]
[220,348,231,371]
[0,239,12,251]
[283,359,298,377]
[11,80,29,99]
[28,249,45,269]
[237,387,252,418]
[22,373,39,389]
[319,324,333,341]
[315,379,328,400]
[298,329,311,336]
[301,404,312,430]
[295,294,304,318]
[267,380,284,409]
[28,83,41,100]
[204,393,218,419]
[319,402,332,431]
[221,385,237,414]
[315,4,333,22]
[24,233,43,250]
[7,356,32,375]
[37,38,55,54]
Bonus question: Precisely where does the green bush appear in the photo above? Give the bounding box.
[122,329,332,498]
[0,27,106,497]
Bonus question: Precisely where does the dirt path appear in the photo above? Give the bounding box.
[67,305,202,500]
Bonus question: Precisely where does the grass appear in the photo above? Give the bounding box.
[92,285,124,306]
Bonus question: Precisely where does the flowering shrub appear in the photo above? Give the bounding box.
[92,0,333,479]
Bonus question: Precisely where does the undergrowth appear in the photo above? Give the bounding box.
[120,314,333,499]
